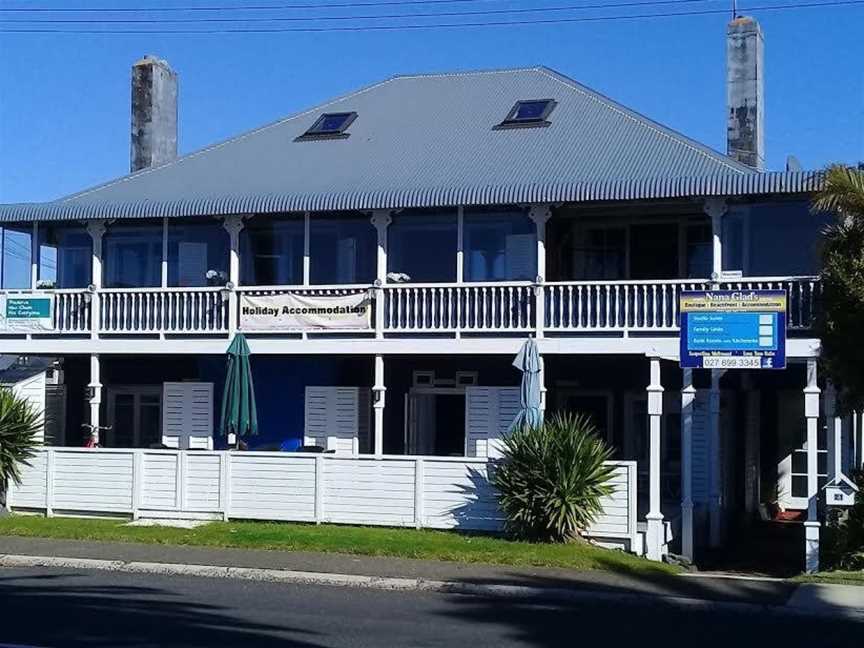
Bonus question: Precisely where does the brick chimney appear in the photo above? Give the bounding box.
[726,16,764,171]
[131,55,178,173]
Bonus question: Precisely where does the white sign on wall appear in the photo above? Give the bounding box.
[0,295,55,332]
[239,291,371,331]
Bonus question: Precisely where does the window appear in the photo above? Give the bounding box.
[0,225,32,289]
[463,209,536,282]
[388,211,457,283]
[686,222,712,278]
[571,227,626,280]
[38,224,91,289]
[495,99,556,129]
[297,112,357,140]
[309,213,376,284]
[103,221,162,288]
[167,220,229,287]
[722,211,744,273]
[240,215,304,286]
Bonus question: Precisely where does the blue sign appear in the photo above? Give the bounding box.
[679,290,786,369]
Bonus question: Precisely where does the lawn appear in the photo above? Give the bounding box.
[796,570,864,586]
[0,514,678,577]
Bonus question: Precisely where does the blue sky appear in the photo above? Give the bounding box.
[0,3,862,204]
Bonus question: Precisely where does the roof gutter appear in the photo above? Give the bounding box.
[0,171,821,223]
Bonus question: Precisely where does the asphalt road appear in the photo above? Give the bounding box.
[0,567,860,648]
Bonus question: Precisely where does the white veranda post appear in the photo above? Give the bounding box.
[528,205,551,339]
[804,359,821,573]
[88,354,102,444]
[373,354,385,457]
[85,220,107,444]
[708,369,724,548]
[680,367,696,563]
[704,198,726,278]
[370,210,392,339]
[645,356,665,561]
[223,215,245,335]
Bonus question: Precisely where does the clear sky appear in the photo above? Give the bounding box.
[0,2,862,204]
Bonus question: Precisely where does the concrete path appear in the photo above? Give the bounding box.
[0,536,860,621]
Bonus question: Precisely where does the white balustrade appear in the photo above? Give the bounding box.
[382,282,534,332]
[99,287,228,334]
[0,277,820,337]
[54,290,92,333]
[545,276,821,333]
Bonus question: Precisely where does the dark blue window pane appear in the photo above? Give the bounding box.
[0,225,32,289]
[463,210,536,282]
[319,114,349,132]
[240,215,304,286]
[38,225,92,289]
[167,220,229,287]
[388,212,457,283]
[103,222,162,288]
[514,101,549,121]
[310,214,376,285]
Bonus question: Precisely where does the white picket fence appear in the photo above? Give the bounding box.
[7,448,639,550]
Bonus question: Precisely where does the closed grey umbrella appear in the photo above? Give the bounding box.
[511,338,543,430]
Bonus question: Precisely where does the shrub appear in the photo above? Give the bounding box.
[492,412,615,543]
[823,470,864,570]
[0,388,42,498]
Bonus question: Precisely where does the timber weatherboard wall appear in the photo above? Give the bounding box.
[8,448,638,549]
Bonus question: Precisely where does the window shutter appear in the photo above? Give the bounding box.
[12,373,47,443]
[162,382,214,450]
[466,386,520,459]
[304,387,370,455]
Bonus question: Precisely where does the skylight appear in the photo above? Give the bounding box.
[495,99,557,129]
[296,112,357,141]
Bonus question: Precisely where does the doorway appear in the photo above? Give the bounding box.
[405,388,467,456]
[105,385,162,448]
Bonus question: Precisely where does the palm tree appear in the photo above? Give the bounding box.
[813,164,864,220]
[0,389,42,501]
[813,164,864,410]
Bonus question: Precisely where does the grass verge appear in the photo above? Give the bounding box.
[0,514,678,577]
[796,570,864,586]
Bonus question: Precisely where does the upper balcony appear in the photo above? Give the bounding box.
[0,275,821,339]
[0,200,826,345]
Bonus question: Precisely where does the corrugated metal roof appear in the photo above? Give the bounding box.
[0,66,817,223]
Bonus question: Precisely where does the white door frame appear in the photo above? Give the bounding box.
[404,385,468,455]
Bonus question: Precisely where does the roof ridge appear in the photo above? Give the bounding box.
[390,66,546,80]
[534,66,753,175]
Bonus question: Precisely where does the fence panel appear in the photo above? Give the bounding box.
[8,450,639,551]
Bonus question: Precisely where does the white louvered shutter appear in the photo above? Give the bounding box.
[162,382,214,450]
[465,386,520,459]
[12,373,47,443]
[305,387,370,455]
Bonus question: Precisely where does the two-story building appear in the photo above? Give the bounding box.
[1,17,861,571]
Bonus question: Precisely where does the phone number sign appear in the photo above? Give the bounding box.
[679,290,786,369]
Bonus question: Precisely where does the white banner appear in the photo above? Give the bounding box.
[0,294,55,332]
[240,291,371,331]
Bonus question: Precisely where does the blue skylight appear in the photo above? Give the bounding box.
[496,99,557,129]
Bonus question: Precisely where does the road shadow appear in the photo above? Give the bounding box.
[435,568,864,648]
[0,569,325,647]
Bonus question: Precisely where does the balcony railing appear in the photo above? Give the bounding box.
[544,276,821,333]
[382,282,535,333]
[0,276,821,338]
[99,287,229,334]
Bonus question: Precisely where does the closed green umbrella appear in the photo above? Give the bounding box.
[219,333,258,445]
